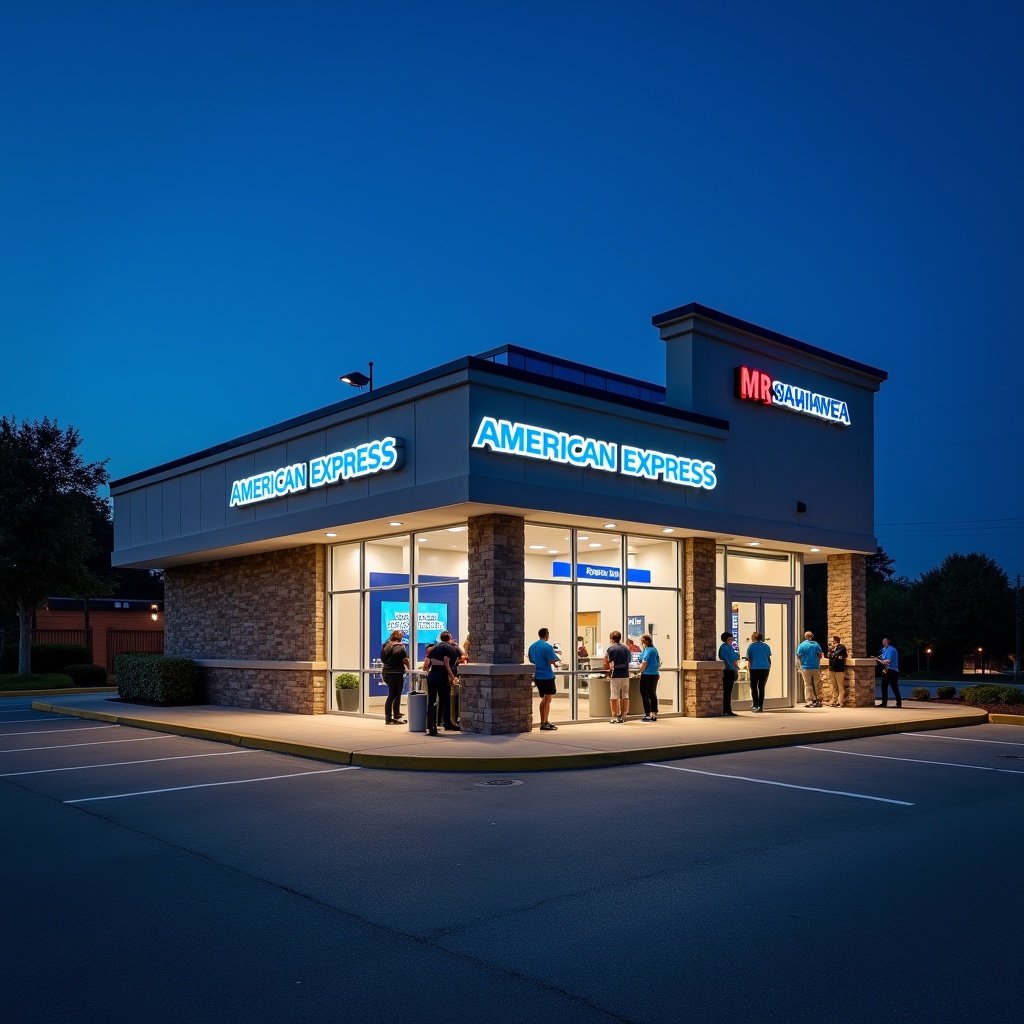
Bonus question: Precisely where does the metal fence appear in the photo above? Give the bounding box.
[31,628,92,648]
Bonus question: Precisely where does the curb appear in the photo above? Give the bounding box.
[989,713,1024,726]
[1,687,117,699]
[31,700,989,773]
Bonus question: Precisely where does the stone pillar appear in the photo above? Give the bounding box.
[683,537,720,716]
[461,514,533,734]
[827,554,872,707]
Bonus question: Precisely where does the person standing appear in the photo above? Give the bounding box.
[603,630,631,723]
[422,632,460,735]
[577,635,590,659]
[796,631,824,707]
[827,634,848,707]
[638,634,661,721]
[527,627,560,731]
[379,629,409,725]
[718,632,740,716]
[876,637,902,708]
[746,631,772,713]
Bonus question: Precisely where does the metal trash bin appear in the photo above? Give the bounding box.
[407,689,428,732]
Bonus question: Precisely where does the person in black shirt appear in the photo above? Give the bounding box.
[379,629,409,724]
[422,631,461,735]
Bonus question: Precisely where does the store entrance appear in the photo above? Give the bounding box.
[727,588,794,709]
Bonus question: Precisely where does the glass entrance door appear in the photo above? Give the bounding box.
[727,589,794,709]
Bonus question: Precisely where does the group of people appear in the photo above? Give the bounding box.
[529,628,662,727]
[378,629,469,734]
[717,630,901,712]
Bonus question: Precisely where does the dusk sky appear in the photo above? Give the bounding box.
[3,1,1021,581]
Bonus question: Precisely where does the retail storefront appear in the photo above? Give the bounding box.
[111,303,886,732]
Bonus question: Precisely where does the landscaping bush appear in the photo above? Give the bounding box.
[935,686,957,700]
[959,684,1023,706]
[0,643,91,673]
[64,663,109,686]
[116,653,201,705]
[910,687,930,701]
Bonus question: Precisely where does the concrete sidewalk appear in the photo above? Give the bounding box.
[28,691,991,772]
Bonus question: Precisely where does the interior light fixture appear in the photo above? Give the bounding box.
[325,532,338,538]
[578,535,590,541]
[589,542,602,549]
[447,526,467,533]
[528,545,547,550]
[388,521,403,527]
[748,541,761,547]
[603,523,617,529]
[810,547,821,553]
[661,528,675,534]
[547,549,558,554]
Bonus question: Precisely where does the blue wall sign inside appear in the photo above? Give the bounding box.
[551,562,652,584]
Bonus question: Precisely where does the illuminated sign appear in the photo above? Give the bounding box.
[552,562,652,583]
[735,366,851,426]
[229,437,401,507]
[472,416,717,490]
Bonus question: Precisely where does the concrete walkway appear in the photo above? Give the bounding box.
[27,690,993,772]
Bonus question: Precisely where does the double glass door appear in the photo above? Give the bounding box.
[727,588,794,709]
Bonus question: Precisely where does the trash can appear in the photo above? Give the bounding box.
[407,689,428,732]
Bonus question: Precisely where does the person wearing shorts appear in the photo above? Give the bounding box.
[603,630,632,723]
[527,627,560,731]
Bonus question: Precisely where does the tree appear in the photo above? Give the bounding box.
[913,553,1014,674]
[0,417,110,674]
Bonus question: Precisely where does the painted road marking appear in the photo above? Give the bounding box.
[901,732,1024,747]
[643,762,913,805]
[800,746,1024,774]
[0,735,172,754]
[0,717,64,724]
[65,766,361,803]
[0,750,260,777]
[0,725,116,737]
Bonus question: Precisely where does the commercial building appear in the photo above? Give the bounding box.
[111,303,887,732]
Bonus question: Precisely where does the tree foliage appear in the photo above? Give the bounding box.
[0,417,110,673]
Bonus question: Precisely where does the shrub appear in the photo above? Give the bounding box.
[117,654,201,705]
[1,643,91,673]
[960,685,1022,706]
[910,687,930,701]
[936,686,957,699]
[64,663,109,686]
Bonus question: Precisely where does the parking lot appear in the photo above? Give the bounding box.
[2,696,1022,1023]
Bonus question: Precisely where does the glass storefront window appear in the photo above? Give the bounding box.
[525,524,570,582]
[332,542,360,591]
[575,531,621,585]
[627,536,677,589]
[330,591,361,671]
[415,527,468,584]
[726,549,793,587]
[364,535,410,589]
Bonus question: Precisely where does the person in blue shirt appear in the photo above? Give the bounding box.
[718,631,740,716]
[527,627,560,731]
[744,632,772,713]
[795,631,824,708]
[876,636,902,708]
[638,634,661,721]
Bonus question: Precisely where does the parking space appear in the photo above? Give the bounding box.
[3,703,1022,1023]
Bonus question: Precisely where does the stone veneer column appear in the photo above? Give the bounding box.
[459,514,533,735]
[164,545,327,714]
[826,553,873,706]
[682,537,721,717]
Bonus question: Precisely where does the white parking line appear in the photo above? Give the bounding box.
[0,725,116,737]
[643,762,913,805]
[65,766,361,803]
[0,750,260,777]
[0,717,64,724]
[0,735,172,754]
[800,746,1024,775]
[901,732,1024,747]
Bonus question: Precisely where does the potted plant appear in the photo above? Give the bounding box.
[334,672,360,712]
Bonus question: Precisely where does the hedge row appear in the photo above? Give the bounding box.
[959,684,1024,706]
[116,654,201,706]
[1,643,92,674]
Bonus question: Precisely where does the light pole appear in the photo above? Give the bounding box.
[926,647,932,673]
[977,646,984,676]
[340,361,374,392]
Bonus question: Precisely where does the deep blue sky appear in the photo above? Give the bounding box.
[3,1,1021,581]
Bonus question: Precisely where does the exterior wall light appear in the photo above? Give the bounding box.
[340,362,373,391]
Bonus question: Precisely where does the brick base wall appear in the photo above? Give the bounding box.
[682,662,722,717]
[459,665,534,735]
[165,546,326,714]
